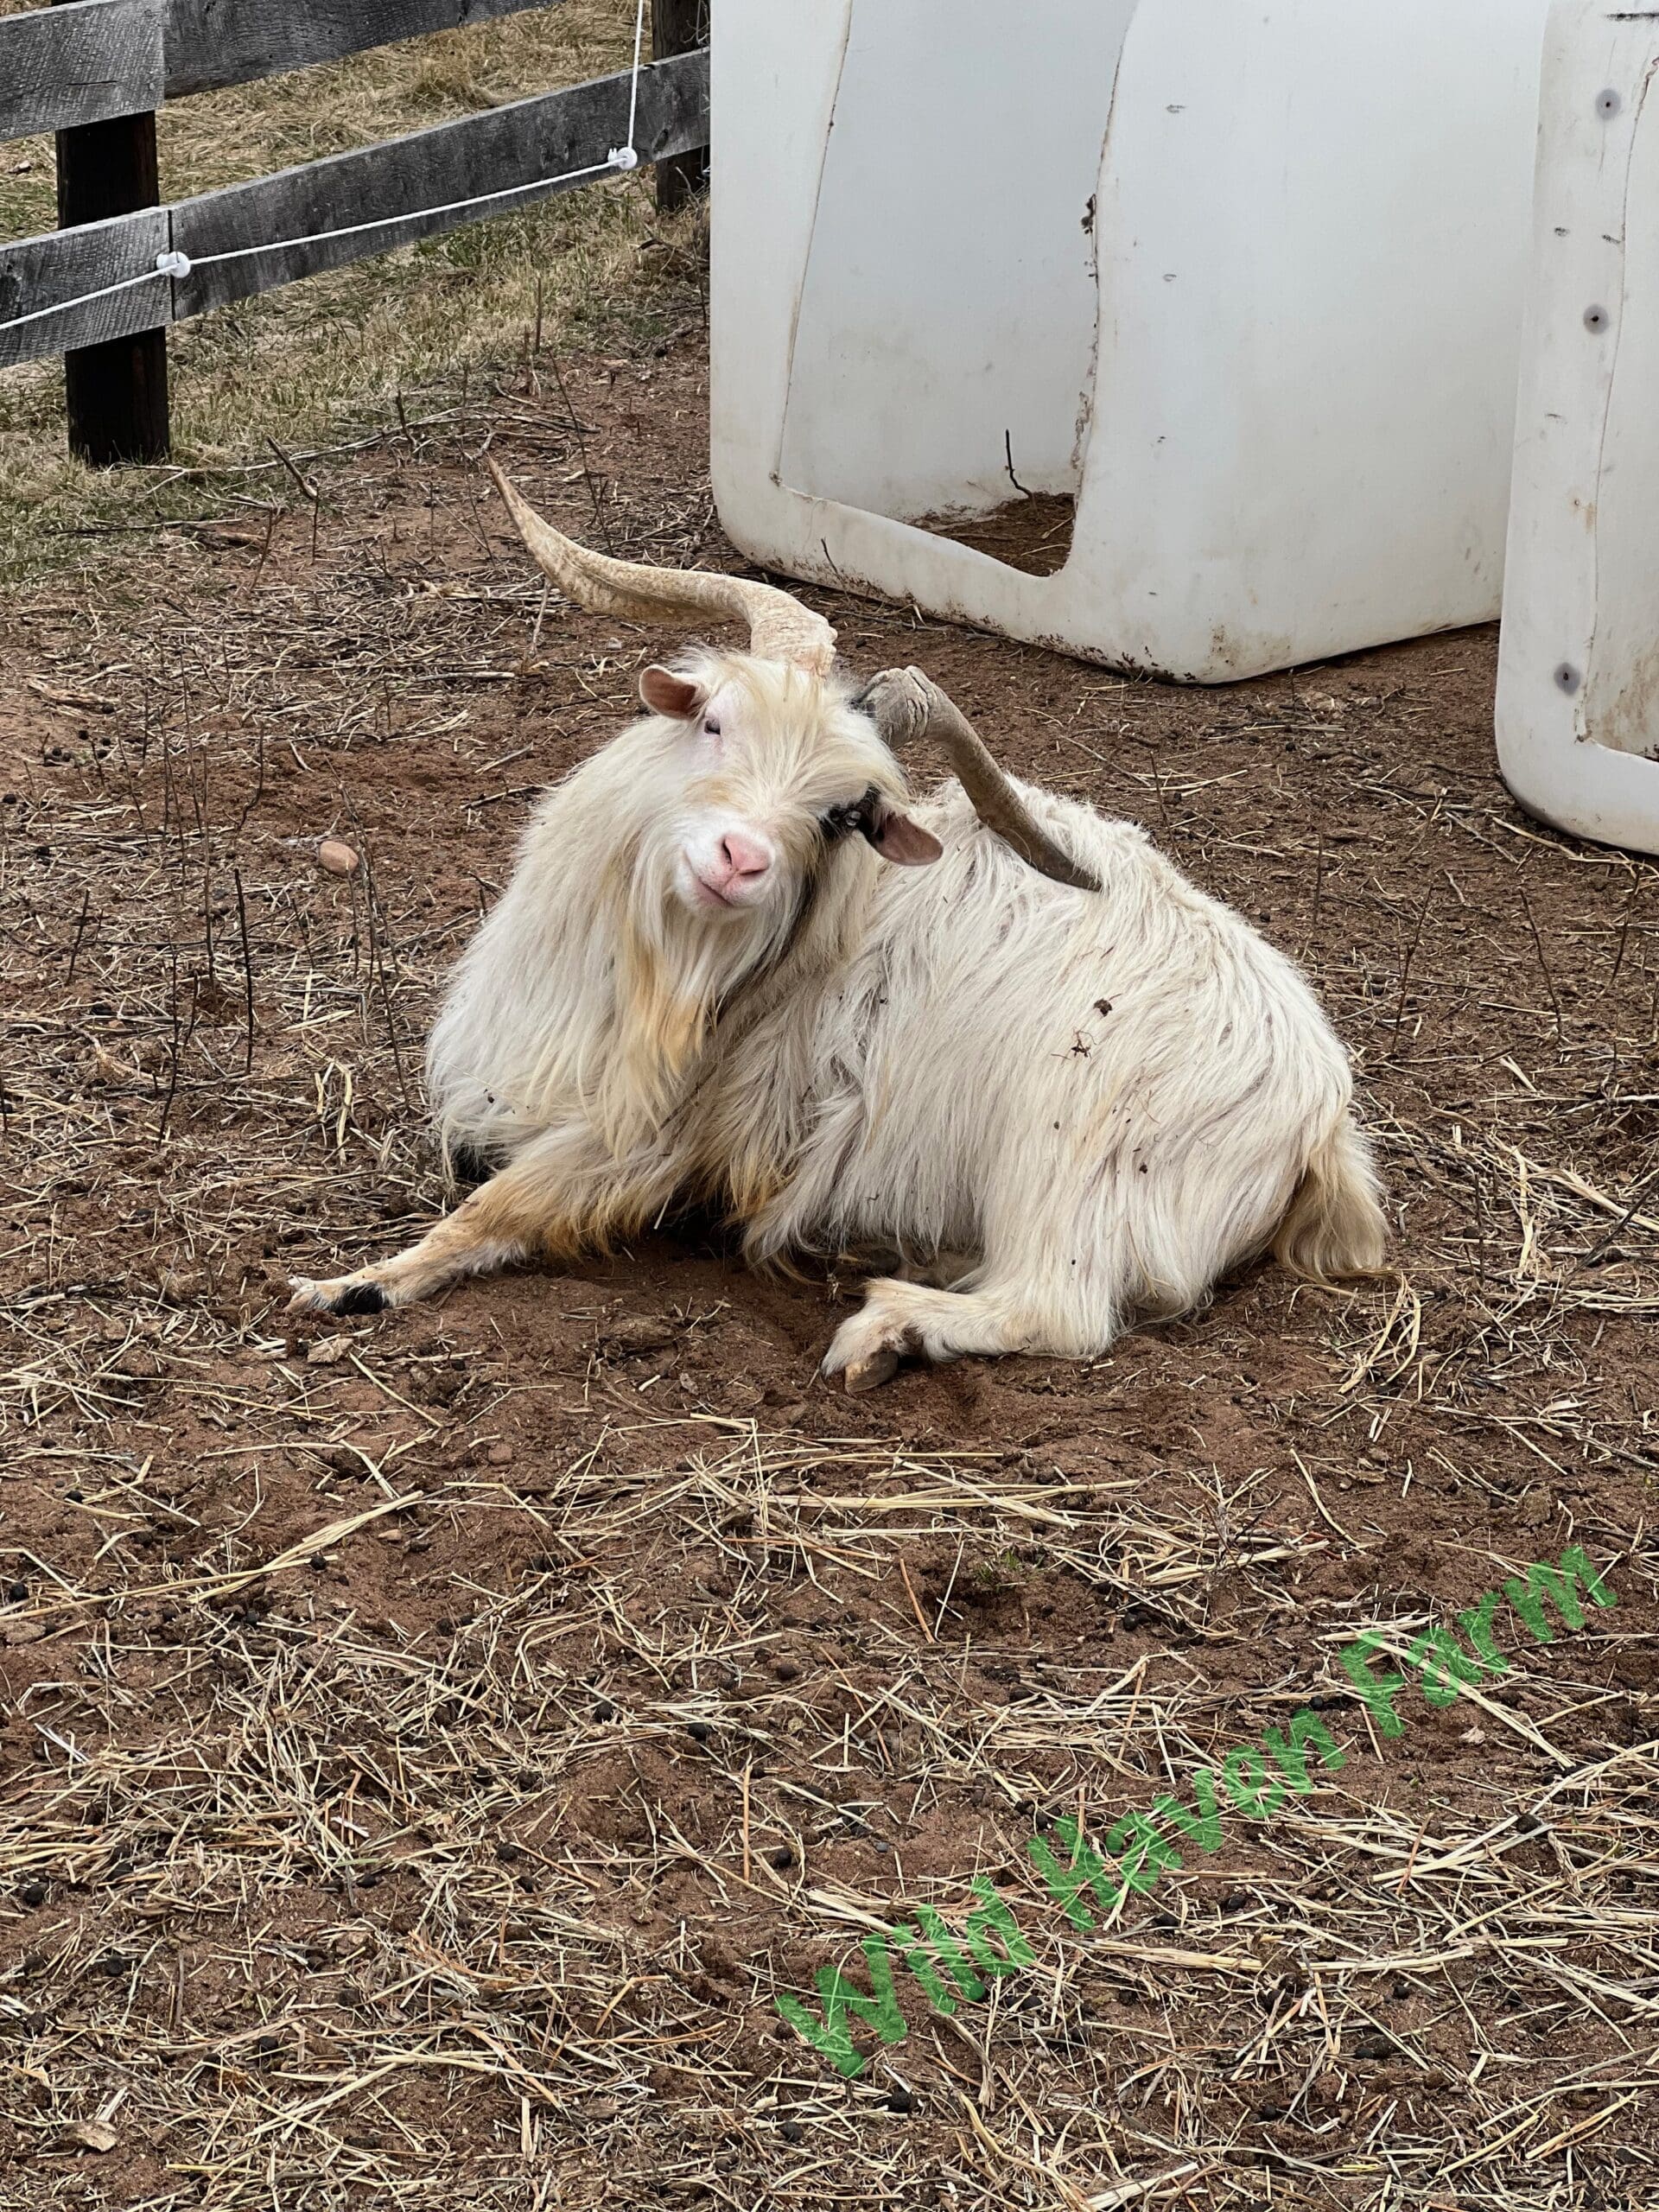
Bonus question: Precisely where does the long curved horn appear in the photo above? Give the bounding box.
[855,666,1102,893]
[485,458,837,676]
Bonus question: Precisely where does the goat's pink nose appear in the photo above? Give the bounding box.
[719,830,772,880]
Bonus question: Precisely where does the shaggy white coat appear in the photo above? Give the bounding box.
[293,653,1386,1383]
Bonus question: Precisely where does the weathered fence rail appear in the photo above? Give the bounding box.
[0,0,606,140]
[0,0,709,461]
[3,0,164,142]
[0,54,707,363]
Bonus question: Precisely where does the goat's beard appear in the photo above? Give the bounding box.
[598,833,806,1156]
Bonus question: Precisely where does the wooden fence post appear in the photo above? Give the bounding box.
[652,0,709,212]
[53,0,168,466]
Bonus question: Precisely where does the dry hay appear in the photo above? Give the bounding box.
[0,330,1656,2210]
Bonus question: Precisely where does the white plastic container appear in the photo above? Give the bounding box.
[710,0,1552,682]
[1495,0,1659,854]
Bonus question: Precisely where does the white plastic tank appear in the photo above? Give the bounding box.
[1495,0,1659,854]
[710,0,1553,682]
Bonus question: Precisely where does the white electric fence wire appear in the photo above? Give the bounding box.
[0,0,651,340]
[1,264,165,335]
[624,0,647,151]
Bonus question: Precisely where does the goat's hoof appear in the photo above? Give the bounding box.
[823,1308,921,1393]
[842,1347,901,1394]
[287,1275,391,1318]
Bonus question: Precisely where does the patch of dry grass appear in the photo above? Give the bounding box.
[0,0,701,589]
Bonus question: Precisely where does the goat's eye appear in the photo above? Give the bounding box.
[820,799,865,840]
[703,717,721,738]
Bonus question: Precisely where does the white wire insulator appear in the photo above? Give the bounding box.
[155,251,192,279]
[609,146,640,171]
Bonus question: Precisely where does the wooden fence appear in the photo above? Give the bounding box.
[0,0,709,463]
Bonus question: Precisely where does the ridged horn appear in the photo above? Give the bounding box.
[855,666,1103,893]
[485,457,837,675]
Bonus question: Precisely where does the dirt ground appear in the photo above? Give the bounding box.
[1,326,1656,2212]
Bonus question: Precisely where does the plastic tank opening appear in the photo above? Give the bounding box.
[774,0,1138,582]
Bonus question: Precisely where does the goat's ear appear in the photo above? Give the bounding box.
[639,665,707,719]
[861,803,944,867]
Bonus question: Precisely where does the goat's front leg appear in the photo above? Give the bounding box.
[288,1128,671,1318]
[821,1279,1040,1392]
[823,1250,1122,1392]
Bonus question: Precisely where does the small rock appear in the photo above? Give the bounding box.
[487,1441,514,1467]
[67,2120,118,2154]
[317,837,359,876]
[306,1334,353,1367]
[90,1041,143,1087]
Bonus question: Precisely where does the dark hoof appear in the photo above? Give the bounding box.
[333,1282,390,1316]
[843,1347,902,1394]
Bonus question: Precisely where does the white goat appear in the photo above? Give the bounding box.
[290,467,1387,1389]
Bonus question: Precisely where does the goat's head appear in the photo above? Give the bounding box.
[631,652,941,923]
[486,461,944,950]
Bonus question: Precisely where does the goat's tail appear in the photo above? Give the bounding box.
[1273,1113,1389,1285]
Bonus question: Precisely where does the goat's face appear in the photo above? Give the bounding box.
[632,652,941,934]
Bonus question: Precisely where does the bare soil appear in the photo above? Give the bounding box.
[913,493,1077,578]
[1,327,1656,2212]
